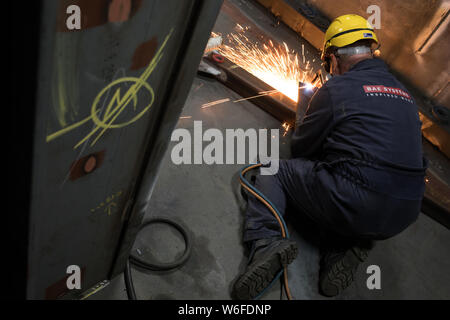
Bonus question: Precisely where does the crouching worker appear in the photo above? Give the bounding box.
[232,14,427,299]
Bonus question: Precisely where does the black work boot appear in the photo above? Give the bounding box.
[319,239,373,297]
[232,237,298,300]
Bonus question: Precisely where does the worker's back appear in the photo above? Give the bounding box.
[291,58,427,239]
[323,58,423,169]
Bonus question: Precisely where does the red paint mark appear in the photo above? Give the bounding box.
[69,150,105,181]
[108,0,132,22]
[56,0,143,32]
[212,53,225,63]
[83,156,97,173]
[130,37,158,71]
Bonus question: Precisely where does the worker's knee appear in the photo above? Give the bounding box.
[259,159,279,175]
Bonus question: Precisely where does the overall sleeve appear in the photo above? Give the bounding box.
[291,85,334,158]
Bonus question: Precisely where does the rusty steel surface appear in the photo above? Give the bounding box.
[255,0,325,50]
[290,0,450,109]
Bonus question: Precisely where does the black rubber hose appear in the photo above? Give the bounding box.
[129,218,192,270]
[124,217,192,299]
[124,260,137,300]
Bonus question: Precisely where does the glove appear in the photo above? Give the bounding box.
[295,82,318,127]
[299,82,318,100]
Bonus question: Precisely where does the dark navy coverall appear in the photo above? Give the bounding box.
[243,58,427,243]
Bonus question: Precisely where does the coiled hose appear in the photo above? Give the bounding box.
[124,218,192,300]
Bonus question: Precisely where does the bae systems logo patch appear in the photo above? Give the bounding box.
[363,85,414,104]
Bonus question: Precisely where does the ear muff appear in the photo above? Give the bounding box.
[322,56,331,73]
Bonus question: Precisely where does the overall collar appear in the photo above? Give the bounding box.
[349,58,388,72]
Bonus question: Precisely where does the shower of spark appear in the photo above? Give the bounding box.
[201,98,231,108]
[281,122,291,136]
[233,91,278,103]
[219,29,311,102]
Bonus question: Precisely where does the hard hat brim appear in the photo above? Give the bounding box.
[322,29,378,60]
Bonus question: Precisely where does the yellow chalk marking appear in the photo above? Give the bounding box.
[47,29,174,149]
[104,202,117,216]
[91,190,123,216]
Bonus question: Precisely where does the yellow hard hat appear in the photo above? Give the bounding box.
[321,14,378,60]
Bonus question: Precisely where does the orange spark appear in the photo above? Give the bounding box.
[201,98,230,109]
[219,29,313,102]
[281,122,291,136]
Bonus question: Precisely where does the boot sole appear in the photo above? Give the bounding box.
[233,241,298,300]
[319,259,356,297]
[319,248,367,297]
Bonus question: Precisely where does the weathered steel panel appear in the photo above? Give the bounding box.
[27,0,222,299]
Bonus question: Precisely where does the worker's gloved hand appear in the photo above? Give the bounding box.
[296,82,318,127]
[299,82,318,101]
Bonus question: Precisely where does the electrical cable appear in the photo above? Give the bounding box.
[239,163,293,300]
[124,260,137,300]
[124,217,192,300]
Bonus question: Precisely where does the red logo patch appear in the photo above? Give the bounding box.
[363,85,411,99]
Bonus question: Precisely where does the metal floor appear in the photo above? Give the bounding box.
[90,75,450,300]
[89,0,450,300]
